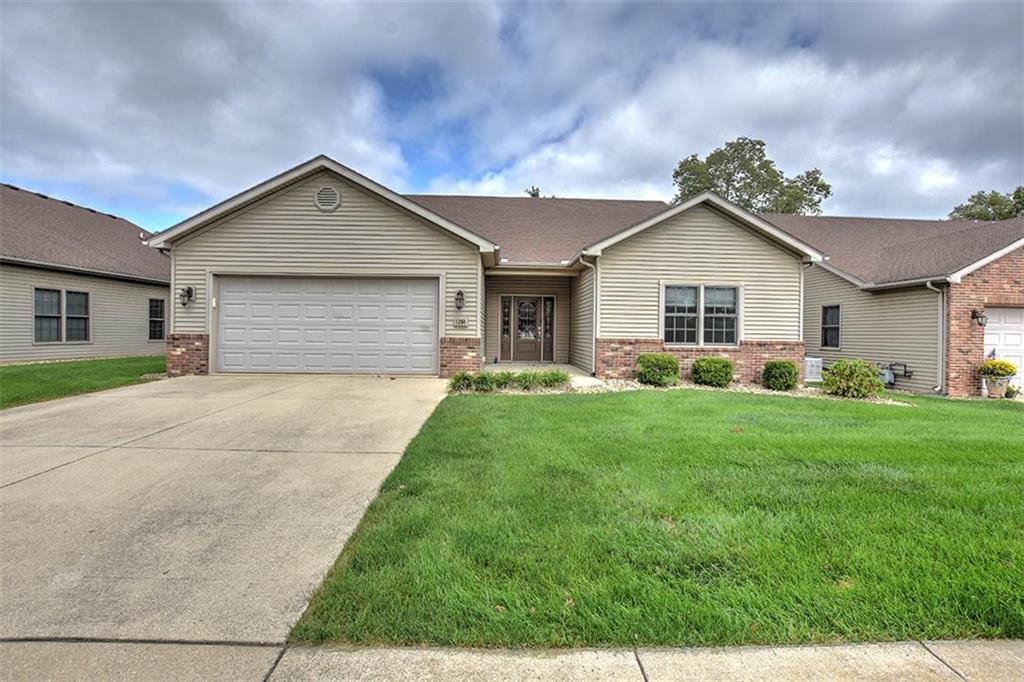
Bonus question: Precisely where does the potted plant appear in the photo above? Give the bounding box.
[977,358,1017,399]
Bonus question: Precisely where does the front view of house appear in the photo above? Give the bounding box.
[148,155,823,380]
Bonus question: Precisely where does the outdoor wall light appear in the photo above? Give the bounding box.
[178,286,195,307]
[971,309,988,327]
[454,289,465,311]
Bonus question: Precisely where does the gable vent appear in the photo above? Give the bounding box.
[314,186,341,212]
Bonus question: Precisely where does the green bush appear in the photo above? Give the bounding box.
[690,357,734,387]
[761,360,798,391]
[448,371,473,391]
[822,359,884,399]
[470,372,498,392]
[490,371,517,389]
[513,371,544,390]
[636,353,679,386]
[538,369,571,388]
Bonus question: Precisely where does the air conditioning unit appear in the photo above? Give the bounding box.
[805,357,823,382]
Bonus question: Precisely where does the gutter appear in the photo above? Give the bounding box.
[0,256,170,287]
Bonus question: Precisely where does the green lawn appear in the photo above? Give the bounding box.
[0,355,166,409]
[293,389,1024,648]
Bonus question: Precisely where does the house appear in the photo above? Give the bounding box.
[768,214,1024,396]
[0,184,170,363]
[147,155,823,380]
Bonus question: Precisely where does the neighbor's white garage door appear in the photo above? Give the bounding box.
[216,276,438,374]
[985,307,1023,388]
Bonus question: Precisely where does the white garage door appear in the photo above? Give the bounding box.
[216,276,438,374]
[985,307,1023,388]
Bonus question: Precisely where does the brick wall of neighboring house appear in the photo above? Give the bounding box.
[166,333,209,376]
[945,246,1024,397]
[595,338,805,383]
[439,336,482,377]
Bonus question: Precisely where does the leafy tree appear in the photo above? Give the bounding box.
[524,185,541,198]
[948,187,1024,221]
[672,137,832,214]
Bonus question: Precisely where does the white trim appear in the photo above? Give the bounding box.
[925,281,945,393]
[147,155,498,252]
[947,236,1024,283]
[582,191,825,262]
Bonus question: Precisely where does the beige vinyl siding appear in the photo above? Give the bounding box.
[803,265,942,393]
[484,275,571,364]
[171,171,480,338]
[569,268,594,372]
[598,205,802,340]
[0,263,168,363]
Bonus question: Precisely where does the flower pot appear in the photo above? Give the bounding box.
[983,376,1010,399]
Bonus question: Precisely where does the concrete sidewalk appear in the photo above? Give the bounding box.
[2,639,1019,680]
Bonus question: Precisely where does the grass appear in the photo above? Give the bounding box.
[292,390,1024,648]
[0,355,166,409]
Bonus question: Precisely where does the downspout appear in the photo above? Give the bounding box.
[580,258,598,376]
[925,281,944,393]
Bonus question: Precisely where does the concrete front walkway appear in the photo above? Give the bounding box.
[0,374,447,676]
[1,640,1019,680]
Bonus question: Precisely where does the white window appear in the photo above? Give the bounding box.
[34,288,61,342]
[821,305,840,349]
[663,284,740,347]
[149,299,166,340]
[65,291,90,341]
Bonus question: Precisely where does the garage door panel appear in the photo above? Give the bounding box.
[216,276,438,374]
[985,307,1024,388]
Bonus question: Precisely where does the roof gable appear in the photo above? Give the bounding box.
[148,156,497,253]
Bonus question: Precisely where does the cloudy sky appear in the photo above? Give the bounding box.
[2,1,1021,231]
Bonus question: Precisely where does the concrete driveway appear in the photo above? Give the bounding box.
[0,374,446,678]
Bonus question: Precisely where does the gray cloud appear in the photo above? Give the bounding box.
[1,1,1021,227]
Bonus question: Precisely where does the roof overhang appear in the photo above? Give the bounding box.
[146,155,499,254]
[581,191,825,262]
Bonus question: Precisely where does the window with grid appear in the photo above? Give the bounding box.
[34,288,61,342]
[664,286,698,344]
[65,291,90,341]
[821,305,840,348]
[149,299,165,340]
[703,287,738,345]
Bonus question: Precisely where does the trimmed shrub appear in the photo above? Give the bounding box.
[470,372,498,392]
[978,358,1016,378]
[822,359,884,399]
[513,371,543,391]
[761,360,798,391]
[636,353,679,386]
[448,371,473,392]
[691,357,734,387]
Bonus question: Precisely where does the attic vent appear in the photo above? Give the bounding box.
[314,186,341,212]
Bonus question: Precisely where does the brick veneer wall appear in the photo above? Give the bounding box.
[945,246,1024,397]
[596,338,805,383]
[167,333,209,376]
[440,336,481,377]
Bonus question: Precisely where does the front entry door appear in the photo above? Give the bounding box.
[514,297,542,361]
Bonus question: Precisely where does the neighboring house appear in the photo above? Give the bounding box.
[0,184,171,363]
[147,155,823,380]
[768,215,1024,397]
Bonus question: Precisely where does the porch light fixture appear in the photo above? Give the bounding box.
[454,289,465,311]
[178,286,195,307]
[971,309,988,327]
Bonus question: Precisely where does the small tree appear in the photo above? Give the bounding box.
[948,187,1024,221]
[524,185,541,198]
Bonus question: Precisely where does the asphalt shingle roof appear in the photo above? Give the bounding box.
[0,184,170,283]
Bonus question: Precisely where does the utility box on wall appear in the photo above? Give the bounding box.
[805,357,823,382]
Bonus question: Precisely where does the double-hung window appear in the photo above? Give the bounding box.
[663,284,739,346]
[149,299,166,340]
[821,305,840,349]
[34,288,89,342]
[703,287,738,345]
[664,286,698,344]
[34,288,62,342]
